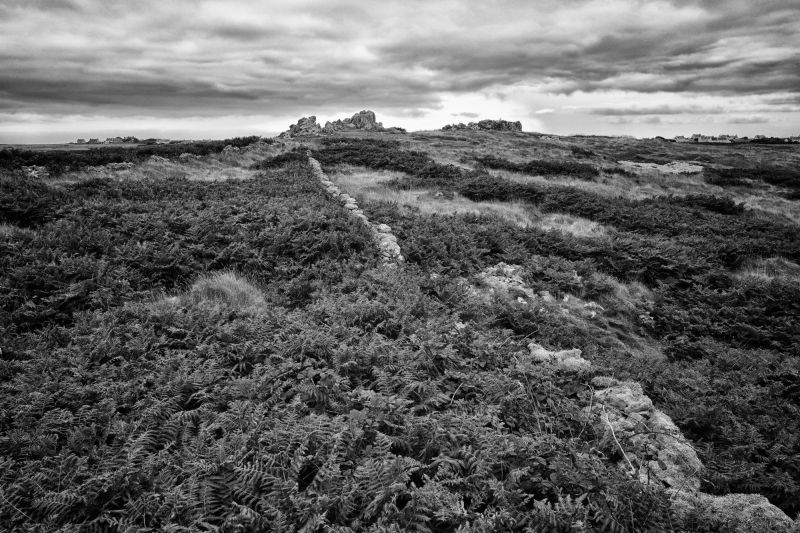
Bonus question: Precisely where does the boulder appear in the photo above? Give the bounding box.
[671,492,794,533]
[279,116,324,138]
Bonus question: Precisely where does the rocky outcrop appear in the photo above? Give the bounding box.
[442,119,522,132]
[307,155,404,266]
[279,111,405,138]
[278,116,324,138]
[323,110,382,133]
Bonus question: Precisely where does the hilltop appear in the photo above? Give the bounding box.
[1,123,799,531]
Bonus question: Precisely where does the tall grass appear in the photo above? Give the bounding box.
[734,256,800,282]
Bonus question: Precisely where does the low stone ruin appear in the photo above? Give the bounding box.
[442,119,522,132]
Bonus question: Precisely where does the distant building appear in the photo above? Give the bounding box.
[87,138,100,144]
[76,138,86,144]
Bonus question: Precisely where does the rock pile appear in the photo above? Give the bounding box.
[442,119,522,132]
[307,155,404,266]
[279,111,405,138]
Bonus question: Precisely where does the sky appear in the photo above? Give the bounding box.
[1,0,799,142]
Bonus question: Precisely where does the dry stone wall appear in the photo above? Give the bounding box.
[307,155,404,266]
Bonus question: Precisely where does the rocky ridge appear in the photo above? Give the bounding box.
[307,154,404,266]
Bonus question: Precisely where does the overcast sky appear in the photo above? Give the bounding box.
[1,0,798,142]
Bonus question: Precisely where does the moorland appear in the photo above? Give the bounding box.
[1,127,799,532]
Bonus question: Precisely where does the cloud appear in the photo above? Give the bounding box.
[728,115,769,124]
[0,0,798,140]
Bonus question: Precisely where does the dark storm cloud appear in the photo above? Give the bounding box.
[0,0,798,123]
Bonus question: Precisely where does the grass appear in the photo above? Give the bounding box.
[186,271,266,308]
[734,256,800,282]
[330,164,611,238]
[0,222,33,238]
[536,213,609,238]
[45,142,279,185]
[488,166,800,225]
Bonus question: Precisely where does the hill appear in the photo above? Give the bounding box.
[1,128,799,531]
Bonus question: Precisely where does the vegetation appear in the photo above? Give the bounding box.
[0,136,267,175]
[1,135,799,530]
[314,137,800,516]
[705,166,800,195]
[475,155,600,180]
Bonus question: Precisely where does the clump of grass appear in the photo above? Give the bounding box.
[734,257,800,282]
[537,213,609,238]
[187,271,266,308]
[0,222,34,237]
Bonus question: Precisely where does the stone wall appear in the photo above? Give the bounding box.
[308,155,404,266]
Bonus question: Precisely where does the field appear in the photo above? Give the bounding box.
[1,132,799,532]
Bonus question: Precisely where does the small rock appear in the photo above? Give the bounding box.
[528,343,591,371]
[593,382,653,415]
